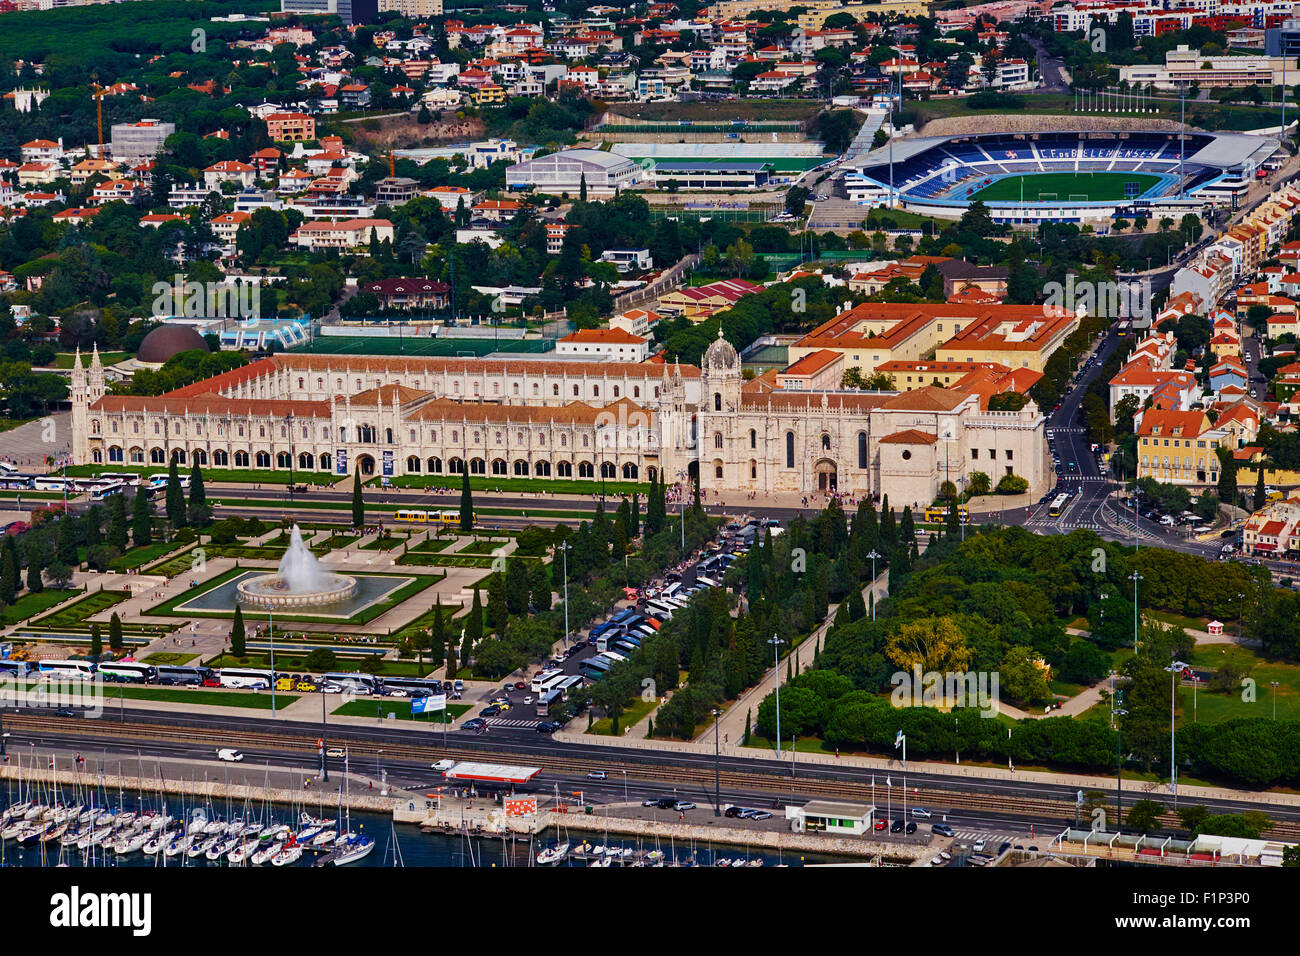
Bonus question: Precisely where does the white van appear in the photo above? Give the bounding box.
[216,749,244,762]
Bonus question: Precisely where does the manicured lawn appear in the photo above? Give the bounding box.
[1180,646,1300,724]
[63,465,338,486]
[590,697,657,735]
[108,541,183,572]
[373,475,649,496]
[331,699,470,722]
[204,652,432,677]
[458,539,510,555]
[1146,610,1217,633]
[361,534,407,551]
[104,686,299,709]
[141,652,199,665]
[0,588,80,625]
[29,588,125,629]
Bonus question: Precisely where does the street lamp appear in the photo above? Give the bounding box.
[768,634,784,757]
[712,707,722,816]
[1129,570,1143,651]
[1115,695,1127,831]
[1236,591,1246,644]
[1272,680,1280,720]
[1164,658,1187,805]
[558,540,572,649]
[866,549,881,620]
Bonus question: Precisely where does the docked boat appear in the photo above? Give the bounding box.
[206,837,238,862]
[164,834,194,858]
[536,842,570,865]
[310,829,338,849]
[77,825,113,850]
[249,842,279,866]
[271,843,303,867]
[188,835,219,859]
[113,830,150,855]
[327,834,375,866]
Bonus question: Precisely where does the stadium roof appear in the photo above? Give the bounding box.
[854,129,1277,175]
[652,160,774,172]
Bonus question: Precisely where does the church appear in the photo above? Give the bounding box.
[70,330,1048,511]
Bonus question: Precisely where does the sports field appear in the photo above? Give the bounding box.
[969,172,1164,203]
[294,336,554,357]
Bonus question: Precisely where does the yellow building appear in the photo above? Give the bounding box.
[1136,409,1223,485]
[707,0,930,25]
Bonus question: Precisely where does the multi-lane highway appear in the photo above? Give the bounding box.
[7,708,1299,841]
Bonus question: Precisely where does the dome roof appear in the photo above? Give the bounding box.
[703,327,739,373]
[137,324,210,365]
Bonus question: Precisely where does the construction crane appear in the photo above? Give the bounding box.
[91,80,106,158]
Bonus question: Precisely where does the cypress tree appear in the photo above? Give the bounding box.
[430,598,446,673]
[26,559,42,594]
[631,493,640,537]
[231,605,246,657]
[56,517,77,565]
[0,539,17,605]
[505,558,530,615]
[188,464,209,526]
[84,504,104,549]
[351,468,364,529]
[132,487,153,547]
[166,458,184,529]
[461,588,482,664]
[1255,463,1267,510]
[485,572,509,633]
[89,624,102,660]
[108,612,123,653]
[107,495,128,551]
[743,708,751,746]
[459,469,474,532]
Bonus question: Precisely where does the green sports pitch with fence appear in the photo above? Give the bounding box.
[293,336,554,357]
[969,172,1163,203]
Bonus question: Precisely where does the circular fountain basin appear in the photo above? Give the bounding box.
[236,572,359,609]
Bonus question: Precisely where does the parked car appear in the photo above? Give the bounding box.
[890,819,905,833]
[587,771,608,780]
[911,807,931,818]
[905,822,918,835]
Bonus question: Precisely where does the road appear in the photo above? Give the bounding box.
[9,708,1299,840]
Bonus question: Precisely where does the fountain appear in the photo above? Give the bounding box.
[236,525,359,609]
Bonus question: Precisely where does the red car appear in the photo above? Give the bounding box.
[874,820,888,831]
[203,677,221,688]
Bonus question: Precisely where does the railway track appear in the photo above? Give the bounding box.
[13,713,1295,838]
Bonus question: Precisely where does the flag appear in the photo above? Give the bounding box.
[894,730,904,748]
[886,776,892,787]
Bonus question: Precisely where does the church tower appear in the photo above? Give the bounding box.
[70,348,89,464]
[699,328,742,492]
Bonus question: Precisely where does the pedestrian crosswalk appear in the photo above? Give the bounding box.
[484,717,540,729]
[1028,519,1104,530]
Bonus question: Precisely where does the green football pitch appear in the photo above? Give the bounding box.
[969,172,1164,203]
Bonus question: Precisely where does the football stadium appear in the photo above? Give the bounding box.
[846,128,1280,225]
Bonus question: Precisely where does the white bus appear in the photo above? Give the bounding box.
[37,660,97,680]
[96,472,142,488]
[322,672,379,695]
[98,662,157,683]
[529,671,567,695]
[33,476,72,492]
[90,481,126,502]
[0,660,32,679]
[219,667,274,689]
[149,473,190,490]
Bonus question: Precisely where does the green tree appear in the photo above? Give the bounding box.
[132,487,153,546]
[26,558,42,594]
[0,539,18,605]
[106,494,128,551]
[351,468,365,528]
[485,572,508,633]
[108,611,123,653]
[56,516,77,565]
[1125,798,1164,833]
[430,597,447,674]
[166,458,185,529]
[89,623,103,660]
[461,588,482,665]
[459,470,474,532]
[231,605,246,657]
[505,558,530,615]
[187,464,210,527]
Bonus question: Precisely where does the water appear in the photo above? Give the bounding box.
[278,525,336,594]
[176,571,412,619]
[1,804,850,868]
